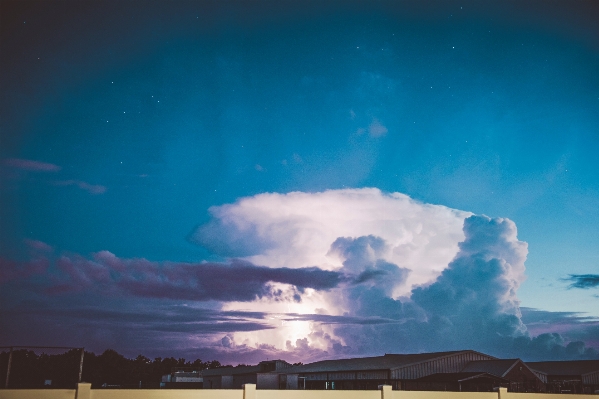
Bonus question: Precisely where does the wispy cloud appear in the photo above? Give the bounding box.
[2,159,106,194]
[53,180,107,194]
[368,118,388,137]
[564,274,599,289]
[3,158,61,172]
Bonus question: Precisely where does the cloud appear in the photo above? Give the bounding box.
[53,180,107,194]
[0,257,49,283]
[192,190,597,360]
[408,215,528,341]
[368,118,388,137]
[3,158,61,172]
[1,249,344,302]
[3,189,597,363]
[24,239,54,252]
[322,215,527,354]
[564,274,599,289]
[191,189,473,355]
[1,159,105,194]
[192,188,470,294]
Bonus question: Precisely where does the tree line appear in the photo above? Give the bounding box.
[0,348,223,389]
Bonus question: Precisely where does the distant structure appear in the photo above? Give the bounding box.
[257,350,514,391]
[202,360,291,389]
[160,368,203,389]
[527,360,599,394]
[197,350,599,393]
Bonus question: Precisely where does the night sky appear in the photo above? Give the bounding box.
[1,0,598,364]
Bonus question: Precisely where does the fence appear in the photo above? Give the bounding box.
[0,384,596,399]
[0,347,84,389]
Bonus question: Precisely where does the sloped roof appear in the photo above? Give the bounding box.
[202,365,261,376]
[279,350,489,374]
[461,359,520,377]
[415,372,509,383]
[526,360,599,376]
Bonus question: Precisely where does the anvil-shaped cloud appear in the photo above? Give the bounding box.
[189,188,596,361]
[192,188,470,297]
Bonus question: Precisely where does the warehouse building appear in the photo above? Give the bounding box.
[526,360,599,394]
[410,372,509,392]
[459,359,545,392]
[257,350,502,390]
[202,351,597,393]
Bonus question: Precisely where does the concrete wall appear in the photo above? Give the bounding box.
[0,385,597,399]
[0,390,75,399]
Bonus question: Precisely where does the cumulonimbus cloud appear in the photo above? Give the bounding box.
[190,189,597,360]
[3,189,597,362]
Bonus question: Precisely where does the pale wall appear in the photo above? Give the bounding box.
[0,385,596,399]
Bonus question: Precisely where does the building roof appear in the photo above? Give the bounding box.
[279,350,491,374]
[526,360,599,376]
[202,359,291,377]
[202,365,261,376]
[461,359,521,377]
[415,372,509,383]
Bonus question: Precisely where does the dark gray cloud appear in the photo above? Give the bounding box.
[1,251,344,302]
[564,274,599,289]
[0,301,277,359]
[520,307,597,325]
[330,235,411,297]
[281,313,403,325]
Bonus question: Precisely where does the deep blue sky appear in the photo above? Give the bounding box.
[1,1,598,362]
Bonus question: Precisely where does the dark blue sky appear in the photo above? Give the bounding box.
[1,1,598,363]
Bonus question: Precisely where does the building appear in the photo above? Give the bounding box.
[203,360,291,389]
[460,359,545,392]
[526,360,599,394]
[200,351,597,393]
[410,372,509,392]
[160,369,203,389]
[259,350,497,390]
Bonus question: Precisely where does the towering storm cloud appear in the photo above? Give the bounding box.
[188,189,596,361]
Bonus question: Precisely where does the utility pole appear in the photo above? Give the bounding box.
[78,348,85,383]
[5,347,13,389]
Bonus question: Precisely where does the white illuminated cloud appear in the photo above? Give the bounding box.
[195,188,471,295]
[193,188,473,351]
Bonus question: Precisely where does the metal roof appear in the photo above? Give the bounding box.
[461,359,521,377]
[526,360,599,376]
[202,365,261,376]
[279,350,487,374]
[415,372,509,383]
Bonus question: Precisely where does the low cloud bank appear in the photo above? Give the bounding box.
[1,250,344,302]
